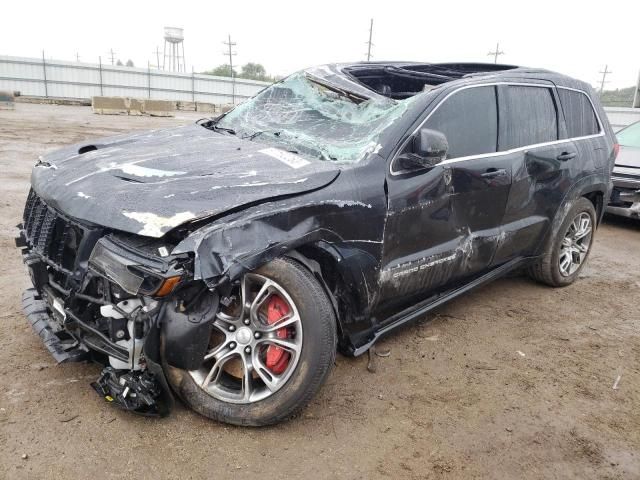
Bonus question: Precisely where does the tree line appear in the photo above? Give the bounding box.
[202,63,278,82]
[599,86,636,107]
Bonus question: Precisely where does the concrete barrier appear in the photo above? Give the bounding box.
[128,98,145,116]
[175,101,220,113]
[144,99,175,117]
[17,96,90,106]
[176,101,197,111]
[195,102,218,113]
[92,96,128,115]
[91,97,175,117]
[0,90,15,110]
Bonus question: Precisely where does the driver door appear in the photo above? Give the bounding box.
[378,85,511,311]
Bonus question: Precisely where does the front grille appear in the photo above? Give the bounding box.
[23,189,83,271]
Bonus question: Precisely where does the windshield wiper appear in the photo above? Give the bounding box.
[242,130,282,141]
[305,75,367,104]
[197,118,236,136]
[211,125,236,135]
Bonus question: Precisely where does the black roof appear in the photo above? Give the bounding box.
[307,62,590,100]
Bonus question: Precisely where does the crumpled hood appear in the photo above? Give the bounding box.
[31,124,340,237]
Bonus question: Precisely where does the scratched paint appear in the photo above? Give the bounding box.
[122,211,196,237]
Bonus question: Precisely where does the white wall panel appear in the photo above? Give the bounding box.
[0,55,270,104]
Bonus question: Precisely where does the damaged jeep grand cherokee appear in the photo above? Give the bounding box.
[17,62,617,425]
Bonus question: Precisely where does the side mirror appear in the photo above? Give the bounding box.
[396,129,449,172]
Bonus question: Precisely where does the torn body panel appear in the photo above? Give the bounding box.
[172,159,389,345]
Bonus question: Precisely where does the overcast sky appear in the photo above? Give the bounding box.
[2,0,638,89]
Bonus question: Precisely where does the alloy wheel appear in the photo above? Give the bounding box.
[189,273,303,404]
[558,212,593,277]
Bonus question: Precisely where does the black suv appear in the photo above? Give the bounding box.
[17,62,617,425]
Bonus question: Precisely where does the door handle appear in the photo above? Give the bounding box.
[481,168,507,179]
[557,151,577,161]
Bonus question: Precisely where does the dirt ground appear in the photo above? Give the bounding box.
[0,103,638,479]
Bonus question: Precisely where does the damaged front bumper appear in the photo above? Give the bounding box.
[15,193,219,417]
[21,287,87,363]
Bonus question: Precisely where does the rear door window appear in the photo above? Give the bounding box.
[424,86,498,159]
[500,86,558,150]
[557,89,600,138]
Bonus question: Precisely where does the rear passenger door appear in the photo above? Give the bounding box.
[492,84,577,264]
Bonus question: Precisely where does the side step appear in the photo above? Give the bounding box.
[352,257,527,356]
[21,288,88,363]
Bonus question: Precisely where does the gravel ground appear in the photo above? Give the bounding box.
[0,103,638,479]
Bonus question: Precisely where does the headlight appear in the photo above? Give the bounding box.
[89,240,182,297]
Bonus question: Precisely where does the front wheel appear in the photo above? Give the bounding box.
[527,197,596,287]
[165,257,337,426]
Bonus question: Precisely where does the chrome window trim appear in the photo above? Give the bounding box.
[390,82,605,176]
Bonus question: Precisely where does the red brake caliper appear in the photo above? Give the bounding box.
[265,295,291,374]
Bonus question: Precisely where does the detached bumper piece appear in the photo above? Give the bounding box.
[21,288,87,363]
[91,367,170,417]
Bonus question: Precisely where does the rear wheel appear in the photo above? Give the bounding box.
[165,257,337,426]
[528,197,596,287]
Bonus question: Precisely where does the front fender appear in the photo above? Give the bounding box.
[172,200,359,287]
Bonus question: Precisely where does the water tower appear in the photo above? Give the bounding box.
[163,27,185,72]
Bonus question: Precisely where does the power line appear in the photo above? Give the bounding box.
[598,64,612,93]
[223,34,237,104]
[365,19,374,62]
[487,42,504,64]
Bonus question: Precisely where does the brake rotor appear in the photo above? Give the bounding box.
[265,294,291,374]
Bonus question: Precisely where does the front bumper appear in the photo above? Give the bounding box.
[606,175,640,219]
[21,288,87,363]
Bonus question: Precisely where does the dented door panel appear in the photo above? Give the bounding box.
[449,155,513,275]
[379,164,458,308]
[492,143,577,263]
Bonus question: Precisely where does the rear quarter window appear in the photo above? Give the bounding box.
[558,89,600,138]
[501,86,558,150]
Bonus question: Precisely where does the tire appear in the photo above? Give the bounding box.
[164,256,337,426]
[527,197,596,287]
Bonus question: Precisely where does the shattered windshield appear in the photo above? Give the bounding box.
[216,72,413,163]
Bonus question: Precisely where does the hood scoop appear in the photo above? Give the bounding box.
[78,145,98,155]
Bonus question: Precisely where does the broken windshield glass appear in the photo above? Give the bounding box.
[216,72,414,163]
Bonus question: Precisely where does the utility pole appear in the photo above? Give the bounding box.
[76,52,80,62]
[598,64,612,94]
[108,48,116,65]
[366,19,374,62]
[223,34,237,104]
[153,46,161,69]
[487,42,504,64]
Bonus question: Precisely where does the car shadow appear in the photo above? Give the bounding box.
[602,213,640,232]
